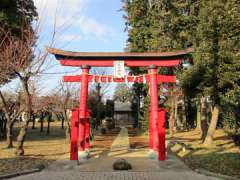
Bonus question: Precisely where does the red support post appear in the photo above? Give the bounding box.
[78,118,85,151]
[78,65,90,152]
[70,108,79,160]
[158,108,166,161]
[148,65,159,152]
[149,110,153,149]
[85,110,91,150]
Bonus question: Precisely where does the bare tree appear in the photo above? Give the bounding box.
[90,68,111,128]
[0,109,6,138]
[113,83,133,103]
[0,22,55,155]
[168,90,176,138]
[48,82,79,141]
[0,91,23,148]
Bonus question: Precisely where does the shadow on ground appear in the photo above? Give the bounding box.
[0,123,66,143]
[168,130,240,178]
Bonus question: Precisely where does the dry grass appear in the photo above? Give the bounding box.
[0,121,69,174]
[0,122,120,175]
[128,128,240,177]
[170,129,240,178]
[128,128,149,149]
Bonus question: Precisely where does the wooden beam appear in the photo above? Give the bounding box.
[60,59,181,67]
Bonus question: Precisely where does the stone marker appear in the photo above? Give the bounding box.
[113,159,132,170]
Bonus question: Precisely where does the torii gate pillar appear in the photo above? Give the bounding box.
[78,65,90,156]
[148,65,159,152]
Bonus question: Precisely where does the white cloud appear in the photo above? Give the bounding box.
[60,34,81,41]
[76,16,110,40]
[33,0,111,40]
[34,0,88,18]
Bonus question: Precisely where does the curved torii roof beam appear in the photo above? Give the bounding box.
[48,47,193,67]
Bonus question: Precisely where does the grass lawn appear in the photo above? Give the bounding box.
[170,129,240,178]
[0,122,69,174]
[0,121,119,175]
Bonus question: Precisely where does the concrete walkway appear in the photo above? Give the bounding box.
[10,127,220,180]
[109,127,130,154]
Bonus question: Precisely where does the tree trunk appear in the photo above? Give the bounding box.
[65,123,70,142]
[169,115,174,138]
[169,98,175,138]
[0,113,6,138]
[63,110,70,141]
[96,83,101,130]
[175,98,182,130]
[196,100,202,133]
[31,113,36,129]
[15,78,32,156]
[173,97,177,132]
[3,117,7,138]
[0,90,16,147]
[3,118,7,138]
[181,98,187,130]
[47,118,50,135]
[200,96,208,141]
[204,104,220,145]
[46,112,51,135]
[0,112,3,138]
[15,121,29,156]
[0,121,2,138]
[6,122,14,148]
[61,117,64,129]
[40,111,44,132]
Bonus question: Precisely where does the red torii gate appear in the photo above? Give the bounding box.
[48,47,193,161]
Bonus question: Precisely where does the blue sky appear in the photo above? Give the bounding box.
[35,0,127,51]
[3,0,128,98]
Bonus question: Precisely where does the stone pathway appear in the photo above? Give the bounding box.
[9,127,220,180]
[109,127,129,154]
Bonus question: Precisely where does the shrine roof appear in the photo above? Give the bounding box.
[47,47,193,60]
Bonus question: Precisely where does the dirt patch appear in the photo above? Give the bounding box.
[90,127,120,156]
[128,128,149,149]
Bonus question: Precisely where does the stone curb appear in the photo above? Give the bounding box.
[195,169,239,180]
[169,141,239,180]
[0,167,43,179]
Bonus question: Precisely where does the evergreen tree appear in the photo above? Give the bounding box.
[123,0,198,130]
[0,0,37,35]
[0,0,38,85]
[181,0,240,144]
[123,0,240,143]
